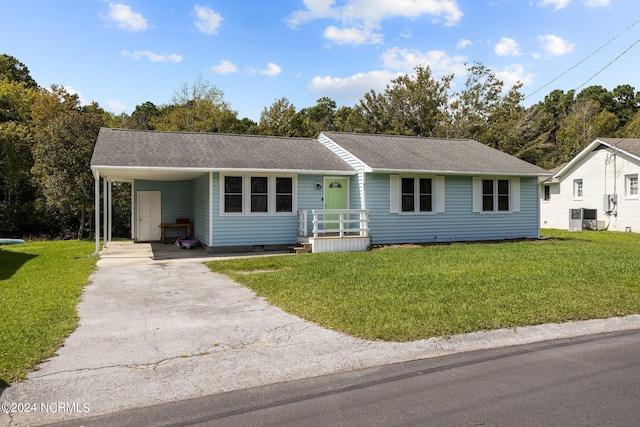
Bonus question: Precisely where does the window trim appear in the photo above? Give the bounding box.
[573,179,583,200]
[472,177,520,214]
[220,173,297,216]
[390,175,445,215]
[626,174,638,199]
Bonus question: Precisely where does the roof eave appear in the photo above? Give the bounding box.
[369,167,550,177]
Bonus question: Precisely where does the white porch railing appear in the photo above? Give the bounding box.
[298,209,369,238]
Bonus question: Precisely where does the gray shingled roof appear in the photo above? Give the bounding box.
[321,132,549,176]
[91,128,355,172]
[599,138,640,158]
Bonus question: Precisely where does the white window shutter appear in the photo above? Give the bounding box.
[435,176,445,213]
[472,177,482,213]
[511,178,520,212]
[390,175,400,213]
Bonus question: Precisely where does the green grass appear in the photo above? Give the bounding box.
[0,241,97,384]
[206,230,640,342]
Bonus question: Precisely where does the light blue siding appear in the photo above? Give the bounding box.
[365,174,540,244]
[210,173,314,248]
[133,179,195,241]
[192,174,210,245]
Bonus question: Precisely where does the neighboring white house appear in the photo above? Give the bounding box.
[540,138,640,232]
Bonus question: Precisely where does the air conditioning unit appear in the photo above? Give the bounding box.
[603,194,617,214]
[569,208,598,231]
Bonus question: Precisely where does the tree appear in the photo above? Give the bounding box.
[126,101,159,130]
[0,54,38,89]
[258,97,307,136]
[152,78,239,132]
[32,110,103,239]
[555,99,601,163]
[301,97,337,135]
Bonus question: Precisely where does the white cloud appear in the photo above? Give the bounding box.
[323,25,383,45]
[104,3,148,32]
[121,50,183,63]
[494,64,535,88]
[495,37,521,56]
[194,5,223,35]
[380,47,467,76]
[537,0,570,10]
[211,60,238,74]
[456,38,472,50]
[308,70,401,104]
[537,34,575,56]
[105,100,128,112]
[287,0,463,45]
[259,62,282,77]
[584,0,611,6]
[288,0,463,27]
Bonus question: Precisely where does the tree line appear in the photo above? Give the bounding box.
[1,53,639,239]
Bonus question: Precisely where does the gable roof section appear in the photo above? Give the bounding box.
[320,132,549,176]
[91,128,355,180]
[551,138,640,181]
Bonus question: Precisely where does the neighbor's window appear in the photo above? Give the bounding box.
[483,179,510,212]
[401,177,432,212]
[224,176,243,213]
[574,179,583,200]
[543,185,550,201]
[626,174,638,198]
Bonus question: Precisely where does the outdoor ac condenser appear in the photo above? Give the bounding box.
[569,208,598,231]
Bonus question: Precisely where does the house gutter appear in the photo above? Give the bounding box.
[369,168,551,177]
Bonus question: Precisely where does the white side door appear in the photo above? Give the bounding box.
[138,191,161,241]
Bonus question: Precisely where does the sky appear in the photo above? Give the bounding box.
[2,0,639,122]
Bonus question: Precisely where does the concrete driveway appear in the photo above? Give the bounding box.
[2,242,640,426]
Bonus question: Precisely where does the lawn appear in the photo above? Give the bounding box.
[0,240,96,385]
[206,229,640,342]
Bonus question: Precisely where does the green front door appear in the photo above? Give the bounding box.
[324,177,348,230]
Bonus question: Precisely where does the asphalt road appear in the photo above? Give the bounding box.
[46,328,640,427]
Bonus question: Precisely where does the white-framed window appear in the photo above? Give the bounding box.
[472,177,520,214]
[573,179,583,200]
[390,175,445,214]
[626,174,638,199]
[222,174,296,215]
[543,185,550,201]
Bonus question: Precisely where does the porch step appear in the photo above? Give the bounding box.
[290,242,312,254]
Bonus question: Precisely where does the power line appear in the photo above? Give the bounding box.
[523,18,640,101]
[575,35,640,91]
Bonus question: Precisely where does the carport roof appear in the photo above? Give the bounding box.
[91,128,356,181]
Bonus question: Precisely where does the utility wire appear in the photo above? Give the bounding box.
[523,18,640,101]
[575,35,640,91]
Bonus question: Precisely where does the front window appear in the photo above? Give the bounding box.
[483,179,509,212]
[626,175,638,198]
[251,177,268,213]
[574,179,583,200]
[222,175,295,214]
[224,176,243,213]
[402,177,432,213]
[276,177,293,212]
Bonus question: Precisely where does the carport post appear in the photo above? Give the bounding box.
[108,181,113,243]
[103,178,108,248]
[94,171,100,256]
